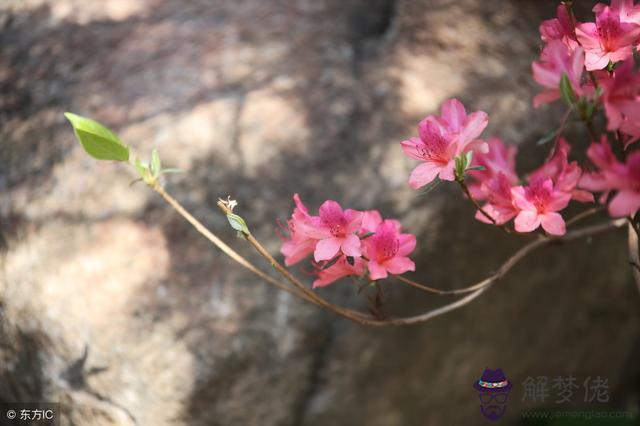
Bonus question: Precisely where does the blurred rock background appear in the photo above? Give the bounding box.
[1,0,639,425]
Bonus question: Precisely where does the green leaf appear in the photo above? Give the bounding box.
[360,231,375,239]
[321,256,341,270]
[559,74,576,106]
[64,112,129,161]
[465,151,474,167]
[454,154,467,180]
[151,149,161,178]
[466,165,486,171]
[226,213,249,235]
[134,159,148,177]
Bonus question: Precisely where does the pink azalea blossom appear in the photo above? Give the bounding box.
[303,200,363,262]
[475,173,520,225]
[528,138,594,202]
[511,178,572,235]
[362,220,416,280]
[540,4,580,51]
[280,194,320,266]
[401,99,489,189]
[312,256,365,288]
[532,40,585,107]
[468,137,519,200]
[579,137,640,216]
[576,4,640,70]
[598,59,640,141]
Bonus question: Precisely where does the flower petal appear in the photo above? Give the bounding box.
[384,257,416,275]
[361,210,383,233]
[314,237,341,261]
[510,186,536,211]
[397,234,416,257]
[400,137,426,161]
[609,190,640,217]
[441,98,467,133]
[409,162,441,189]
[367,261,388,281]
[514,210,542,232]
[458,111,489,148]
[540,212,567,235]
[341,234,362,258]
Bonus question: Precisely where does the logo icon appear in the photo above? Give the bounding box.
[473,368,512,421]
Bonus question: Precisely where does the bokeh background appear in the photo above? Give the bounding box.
[1,0,639,425]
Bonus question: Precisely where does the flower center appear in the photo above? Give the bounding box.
[526,184,552,213]
[597,16,622,51]
[375,233,399,261]
[418,132,450,165]
[328,223,345,237]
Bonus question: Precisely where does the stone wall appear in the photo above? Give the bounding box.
[1,1,639,424]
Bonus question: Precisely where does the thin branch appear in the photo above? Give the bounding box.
[456,178,497,225]
[153,185,313,302]
[397,217,623,297]
[218,200,372,322]
[566,206,603,227]
[381,219,625,326]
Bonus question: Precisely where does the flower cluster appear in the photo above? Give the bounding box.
[279,195,416,288]
[533,1,640,142]
[398,0,640,236]
[469,138,592,235]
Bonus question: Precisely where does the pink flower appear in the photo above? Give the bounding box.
[594,0,640,25]
[303,200,363,262]
[401,99,489,189]
[312,256,365,288]
[468,137,519,200]
[598,59,640,142]
[280,194,320,266]
[532,40,585,107]
[511,178,572,235]
[528,138,594,203]
[576,4,640,70]
[580,137,640,216]
[475,173,520,225]
[540,4,580,51]
[362,220,416,280]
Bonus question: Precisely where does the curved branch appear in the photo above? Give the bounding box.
[154,184,625,327]
[566,206,603,227]
[397,207,609,296]
[156,185,370,321]
[153,185,314,303]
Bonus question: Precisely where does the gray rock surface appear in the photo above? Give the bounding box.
[1,0,639,425]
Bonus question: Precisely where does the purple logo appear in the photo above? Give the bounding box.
[473,368,512,421]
